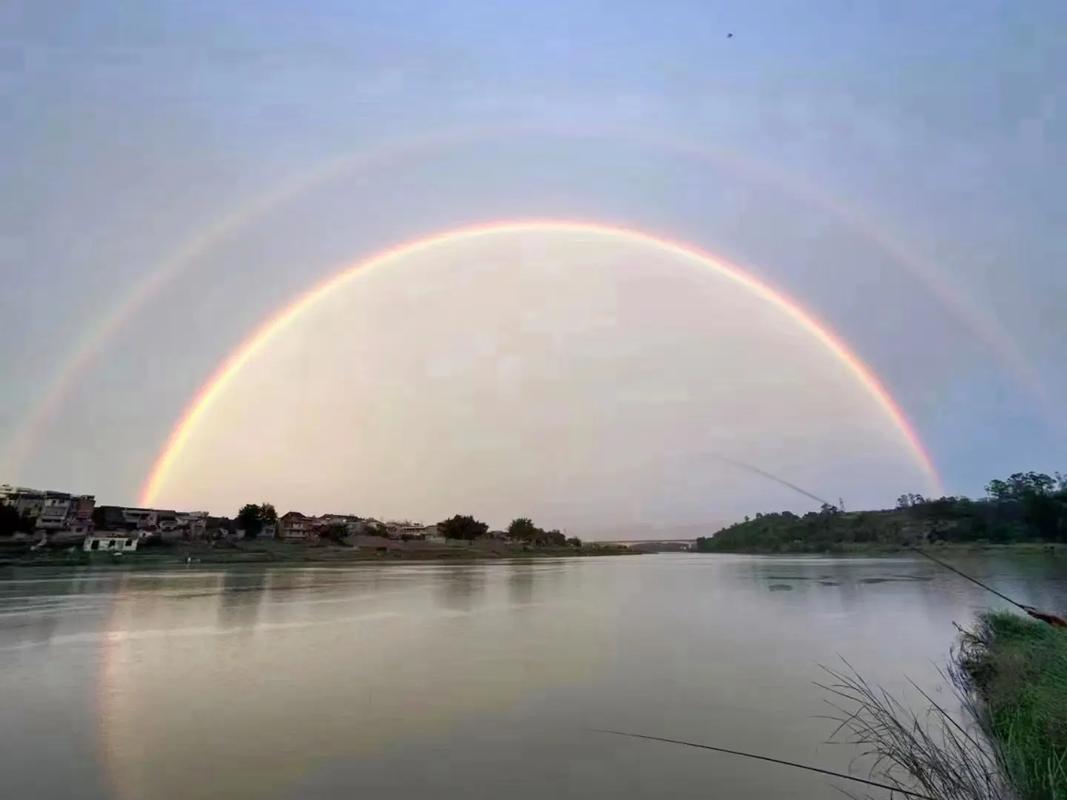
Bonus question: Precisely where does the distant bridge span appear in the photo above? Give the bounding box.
[596,539,699,551]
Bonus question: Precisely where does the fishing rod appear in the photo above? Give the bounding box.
[910,546,1067,627]
[908,547,1027,610]
[711,455,831,507]
[591,728,938,800]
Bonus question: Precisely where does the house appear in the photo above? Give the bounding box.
[157,511,209,541]
[388,522,434,540]
[126,507,163,529]
[94,505,160,531]
[93,506,128,530]
[319,514,366,536]
[422,524,445,543]
[0,485,45,520]
[204,516,232,538]
[83,535,138,553]
[67,495,96,532]
[354,518,387,535]
[93,505,184,536]
[278,511,317,541]
[36,496,73,530]
[156,510,180,532]
[176,512,209,539]
[14,493,45,519]
[0,485,96,533]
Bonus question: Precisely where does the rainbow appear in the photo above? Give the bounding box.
[0,126,490,480]
[7,127,1046,482]
[139,220,942,505]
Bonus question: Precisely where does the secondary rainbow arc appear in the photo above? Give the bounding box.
[8,126,1046,483]
[139,220,942,505]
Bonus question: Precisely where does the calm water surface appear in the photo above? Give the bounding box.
[2,552,1066,799]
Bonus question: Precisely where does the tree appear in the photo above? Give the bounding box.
[508,517,539,542]
[566,536,582,548]
[896,493,926,509]
[543,529,566,546]
[236,503,275,539]
[985,479,1010,501]
[236,504,262,538]
[0,504,23,537]
[438,515,488,541]
[1022,493,1059,539]
[319,523,348,544]
[237,503,271,541]
[987,472,1055,500]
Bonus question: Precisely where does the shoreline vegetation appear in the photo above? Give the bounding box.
[824,611,1067,800]
[958,612,1067,800]
[0,538,637,570]
[696,471,1067,555]
[0,509,637,571]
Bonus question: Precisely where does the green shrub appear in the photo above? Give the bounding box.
[958,612,1067,800]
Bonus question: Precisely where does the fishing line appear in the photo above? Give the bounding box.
[591,728,938,800]
[909,547,1028,611]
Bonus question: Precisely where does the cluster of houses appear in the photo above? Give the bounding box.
[0,483,447,553]
[0,483,96,534]
[275,512,443,543]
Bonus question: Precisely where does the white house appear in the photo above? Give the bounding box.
[83,535,138,553]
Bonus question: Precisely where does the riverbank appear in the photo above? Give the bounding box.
[697,480,1067,554]
[959,611,1067,800]
[697,541,1067,556]
[0,537,637,571]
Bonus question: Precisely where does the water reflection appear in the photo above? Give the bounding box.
[1,553,1066,800]
[507,561,537,606]
[216,571,265,632]
[434,564,487,612]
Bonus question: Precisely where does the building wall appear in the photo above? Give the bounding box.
[83,536,138,553]
[68,495,96,529]
[279,514,314,539]
[36,497,72,530]
[13,495,44,519]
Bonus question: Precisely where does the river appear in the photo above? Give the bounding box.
[2,552,1066,799]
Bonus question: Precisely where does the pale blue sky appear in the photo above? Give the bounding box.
[1,1,1064,524]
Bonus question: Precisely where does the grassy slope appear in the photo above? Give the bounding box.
[960,612,1067,800]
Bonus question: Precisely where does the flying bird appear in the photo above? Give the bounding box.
[727,32,734,38]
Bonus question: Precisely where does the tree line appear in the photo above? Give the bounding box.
[437,514,580,547]
[235,506,582,548]
[696,470,1067,553]
[1,498,582,550]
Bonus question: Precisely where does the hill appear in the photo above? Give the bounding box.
[696,471,1067,554]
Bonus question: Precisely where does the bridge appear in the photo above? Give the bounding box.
[596,539,698,552]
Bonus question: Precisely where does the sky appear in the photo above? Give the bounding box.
[1,1,1064,535]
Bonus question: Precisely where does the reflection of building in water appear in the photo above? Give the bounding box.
[435,565,487,612]
[508,563,537,606]
[215,570,268,631]
[96,563,609,800]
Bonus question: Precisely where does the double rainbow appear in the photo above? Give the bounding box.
[139,219,942,505]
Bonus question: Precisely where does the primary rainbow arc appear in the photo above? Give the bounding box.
[139,219,942,505]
